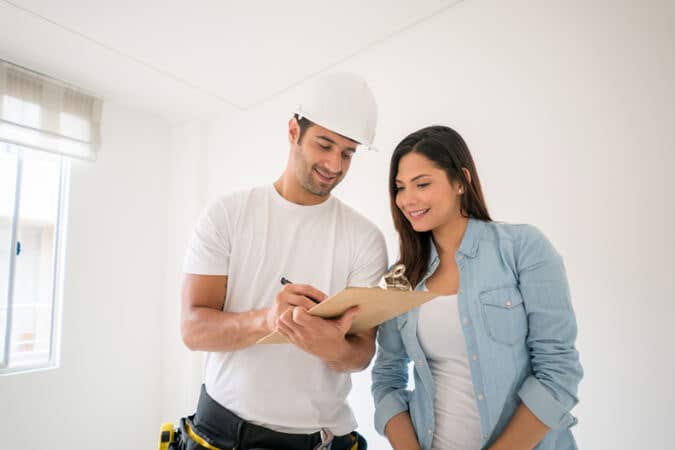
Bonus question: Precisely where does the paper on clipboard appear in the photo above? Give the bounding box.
[256,286,437,344]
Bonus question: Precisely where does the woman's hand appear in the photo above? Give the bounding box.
[487,402,550,450]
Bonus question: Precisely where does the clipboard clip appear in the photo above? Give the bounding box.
[378,264,412,291]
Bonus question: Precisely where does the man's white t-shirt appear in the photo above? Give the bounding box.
[183,184,388,435]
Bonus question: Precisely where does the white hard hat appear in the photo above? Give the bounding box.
[295,72,378,150]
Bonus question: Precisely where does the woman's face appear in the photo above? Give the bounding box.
[394,151,463,233]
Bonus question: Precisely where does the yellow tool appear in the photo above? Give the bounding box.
[158,423,175,450]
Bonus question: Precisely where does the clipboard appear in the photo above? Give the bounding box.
[256,286,438,344]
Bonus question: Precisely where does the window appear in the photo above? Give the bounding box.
[0,143,69,373]
[0,59,101,375]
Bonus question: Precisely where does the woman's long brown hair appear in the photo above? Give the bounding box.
[389,125,492,288]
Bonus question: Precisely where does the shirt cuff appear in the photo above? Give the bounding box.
[374,389,410,435]
[517,375,578,430]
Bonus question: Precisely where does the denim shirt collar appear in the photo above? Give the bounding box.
[423,217,482,281]
[458,217,482,258]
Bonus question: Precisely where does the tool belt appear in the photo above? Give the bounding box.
[158,385,365,450]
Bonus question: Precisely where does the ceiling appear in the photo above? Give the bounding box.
[0,0,463,124]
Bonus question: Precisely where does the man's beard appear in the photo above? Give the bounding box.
[301,165,340,196]
[295,147,342,197]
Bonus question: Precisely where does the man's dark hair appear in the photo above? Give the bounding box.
[294,113,314,144]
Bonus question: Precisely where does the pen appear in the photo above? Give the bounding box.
[280,277,320,304]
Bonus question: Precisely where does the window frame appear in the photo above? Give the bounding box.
[0,143,70,375]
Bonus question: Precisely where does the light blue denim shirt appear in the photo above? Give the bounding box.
[371,219,583,450]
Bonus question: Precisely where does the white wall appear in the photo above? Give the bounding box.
[160,121,211,422]
[176,1,674,449]
[0,102,170,449]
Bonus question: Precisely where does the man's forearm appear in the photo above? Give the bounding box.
[182,306,270,352]
[326,332,375,372]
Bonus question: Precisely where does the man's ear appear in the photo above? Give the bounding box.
[288,117,300,145]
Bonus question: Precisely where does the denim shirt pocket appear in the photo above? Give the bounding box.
[479,286,528,346]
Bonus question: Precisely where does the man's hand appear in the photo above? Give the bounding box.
[276,305,360,363]
[265,284,327,333]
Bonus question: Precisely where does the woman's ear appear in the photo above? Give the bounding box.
[461,167,472,186]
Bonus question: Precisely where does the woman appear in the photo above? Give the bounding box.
[371,126,582,450]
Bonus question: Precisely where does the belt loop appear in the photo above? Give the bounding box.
[236,419,247,450]
[233,419,245,450]
[313,429,334,450]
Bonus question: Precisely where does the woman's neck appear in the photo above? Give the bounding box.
[432,214,469,257]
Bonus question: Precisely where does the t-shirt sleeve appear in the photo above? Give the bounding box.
[348,227,388,288]
[183,198,232,275]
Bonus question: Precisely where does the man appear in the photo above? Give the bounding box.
[181,72,387,450]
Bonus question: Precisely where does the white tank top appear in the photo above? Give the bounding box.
[417,287,482,450]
